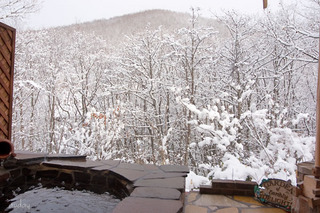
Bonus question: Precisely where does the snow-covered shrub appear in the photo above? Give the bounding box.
[59,107,125,160]
[184,100,315,186]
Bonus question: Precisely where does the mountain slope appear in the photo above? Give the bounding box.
[56,9,226,44]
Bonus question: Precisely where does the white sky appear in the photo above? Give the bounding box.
[24,0,297,29]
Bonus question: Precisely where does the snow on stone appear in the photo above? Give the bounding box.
[185,171,210,192]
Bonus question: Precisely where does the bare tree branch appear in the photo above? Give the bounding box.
[0,0,40,21]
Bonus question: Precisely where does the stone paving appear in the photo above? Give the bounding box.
[184,191,288,213]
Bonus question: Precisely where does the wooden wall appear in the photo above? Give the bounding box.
[0,22,16,141]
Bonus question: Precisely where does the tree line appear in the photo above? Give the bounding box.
[12,4,320,182]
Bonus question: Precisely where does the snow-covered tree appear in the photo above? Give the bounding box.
[12,6,319,186]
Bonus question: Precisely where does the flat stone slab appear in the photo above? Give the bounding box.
[184,205,208,213]
[43,160,105,170]
[99,159,120,167]
[184,192,288,213]
[233,196,263,206]
[242,208,287,213]
[187,192,198,203]
[142,164,159,171]
[14,151,46,162]
[194,194,247,207]
[134,177,185,190]
[90,160,121,171]
[160,165,189,173]
[109,167,149,181]
[90,164,115,172]
[46,153,86,161]
[143,171,188,179]
[215,207,239,213]
[131,187,181,200]
[113,197,183,213]
[118,163,145,171]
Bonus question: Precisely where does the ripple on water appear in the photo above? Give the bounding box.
[6,186,120,213]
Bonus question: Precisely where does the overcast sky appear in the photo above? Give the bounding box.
[24,0,297,29]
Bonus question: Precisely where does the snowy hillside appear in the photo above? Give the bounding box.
[55,9,228,46]
[12,6,320,187]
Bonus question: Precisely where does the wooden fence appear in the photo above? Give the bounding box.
[0,22,16,141]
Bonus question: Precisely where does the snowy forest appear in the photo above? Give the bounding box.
[4,1,320,185]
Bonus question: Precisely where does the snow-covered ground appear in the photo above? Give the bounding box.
[6,186,120,213]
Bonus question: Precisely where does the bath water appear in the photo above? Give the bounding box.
[6,186,120,213]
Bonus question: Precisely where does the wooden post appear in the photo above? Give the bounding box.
[315,34,320,171]
[263,0,268,9]
[291,32,320,213]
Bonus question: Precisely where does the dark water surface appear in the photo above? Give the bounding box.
[5,186,120,213]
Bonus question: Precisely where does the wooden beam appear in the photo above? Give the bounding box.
[263,0,268,9]
[315,33,320,168]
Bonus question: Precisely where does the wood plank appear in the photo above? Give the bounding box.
[294,186,303,197]
[299,165,314,175]
[298,195,314,209]
[0,74,9,93]
[312,197,320,208]
[0,106,9,122]
[7,24,15,141]
[0,56,10,77]
[303,175,320,198]
[313,167,320,178]
[0,90,9,108]
[0,28,13,52]
[0,23,14,141]
[0,41,11,66]
[0,55,11,80]
[263,0,268,9]
[313,188,320,197]
[0,22,15,36]
[0,121,8,137]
